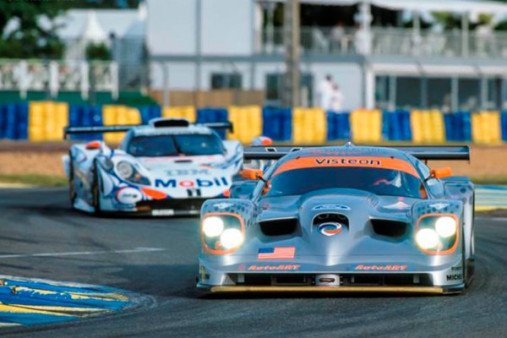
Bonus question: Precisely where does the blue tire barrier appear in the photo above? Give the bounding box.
[327,111,351,141]
[0,103,28,140]
[139,105,162,125]
[197,108,229,139]
[69,105,103,141]
[382,110,412,142]
[262,107,292,142]
[502,111,507,142]
[444,111,471,142]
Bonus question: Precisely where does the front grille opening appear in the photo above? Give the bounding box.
[259,218,298,236]
[313,213,349,226]
[371,219,408,238]
[230,274,432,287]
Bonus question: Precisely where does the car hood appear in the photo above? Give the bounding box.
[245,188,423,258]
[136,155,227,174]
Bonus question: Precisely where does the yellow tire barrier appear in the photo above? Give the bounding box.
[292,108,327,144]
[103,105,141,144]
[472,111,501,144]
[162,106,196,122]
[350,109,382,144]
[227,106,263,144]
[410,110,445,144]
[28,101,68,142]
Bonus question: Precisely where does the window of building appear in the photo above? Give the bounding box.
[427,78,452,111]
[396,77,421,109]
[210,73,242,90]
[265,73,314,106]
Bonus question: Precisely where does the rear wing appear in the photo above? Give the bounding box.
[243,145,470,161]
[63,120,233,139]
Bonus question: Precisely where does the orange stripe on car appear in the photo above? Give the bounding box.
[141,187,167,200]
[273,156,419,177]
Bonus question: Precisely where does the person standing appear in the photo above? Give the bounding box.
[318,75,333,111]
[330,83,344,112]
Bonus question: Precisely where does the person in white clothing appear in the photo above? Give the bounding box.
[318,75,334,111]
[330,83,344,112]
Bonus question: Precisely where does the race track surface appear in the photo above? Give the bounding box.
[0,188,506,337]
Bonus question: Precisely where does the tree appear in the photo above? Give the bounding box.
[0,1,66,59]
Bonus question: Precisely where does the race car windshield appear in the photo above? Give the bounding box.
[128,134,224,157]
[265,167,422,199]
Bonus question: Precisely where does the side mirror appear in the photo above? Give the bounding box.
[430,167,452,179]
[239,169,263,181]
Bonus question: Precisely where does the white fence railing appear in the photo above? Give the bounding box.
[0,60,118,99]
[256,27,507,58]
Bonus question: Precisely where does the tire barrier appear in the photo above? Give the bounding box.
[162,106,196,123]
[69,105,103,141]
[292,108,327,144]
[28,102,68,142]
[444,111,472,142]
[227,106,262,144]
[197,108,229,139]
[326,111,350,141]
[472,111,502,144]
[139,106,162,125]
[350,109,382,143]
[3,102,507,144]
[262,107,292,142]
[382,110,412,142]
[0,103,28,140]
[102,105,141,144]
[410,110,445,144]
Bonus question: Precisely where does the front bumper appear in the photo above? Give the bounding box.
[198,284,465,295]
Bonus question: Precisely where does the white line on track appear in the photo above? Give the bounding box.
[0,247,165,259]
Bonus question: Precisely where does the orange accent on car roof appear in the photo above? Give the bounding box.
[141,187,167,200]
[85,141,102,150]
[273,156,419,177]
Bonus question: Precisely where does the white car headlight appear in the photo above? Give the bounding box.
[415,228,440,250]
[435,216,457,238]
[117,161,134,178]
[220,228,244,250]
[202,216,224,238]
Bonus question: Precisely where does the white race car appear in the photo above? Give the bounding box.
[63,118,242,216]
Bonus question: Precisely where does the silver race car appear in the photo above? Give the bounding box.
[63,118,242,216]
[197,144,474,294]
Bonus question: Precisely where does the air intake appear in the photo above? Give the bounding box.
[259,218,298,236]
[313,214,349,226]
[371,219,408,238]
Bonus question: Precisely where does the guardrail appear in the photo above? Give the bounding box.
[1,102,507,144]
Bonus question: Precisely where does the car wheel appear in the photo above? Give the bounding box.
[92,163,102,214]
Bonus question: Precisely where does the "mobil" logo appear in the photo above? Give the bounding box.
[154,177,229,189]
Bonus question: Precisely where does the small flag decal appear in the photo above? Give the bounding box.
[257,247,295,260]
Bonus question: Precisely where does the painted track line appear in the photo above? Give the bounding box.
[0,247,165,259]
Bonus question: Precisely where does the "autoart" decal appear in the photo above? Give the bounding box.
[248,265,300,271]
[354,264,407,271]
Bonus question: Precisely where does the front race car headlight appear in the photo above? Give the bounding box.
[415,229,440,250]
[201,213,244,254]
[435,216,457,238]
[220,228,244,250]
[116,161,150,185]
[117,161,134,178]
[202,216,224,237]
[415,214,459,254]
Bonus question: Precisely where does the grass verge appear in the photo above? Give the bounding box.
[0,175,67,187]
[471,177,507,185]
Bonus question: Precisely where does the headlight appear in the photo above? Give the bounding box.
[220,228,244,249]
[435,216,457,238]
[202,216,224,237]
[202,213,244,254]
[415,228,440,250]
[117,161,134,178]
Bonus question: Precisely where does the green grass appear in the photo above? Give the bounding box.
[0,175,67,187]
[471,177,507,185]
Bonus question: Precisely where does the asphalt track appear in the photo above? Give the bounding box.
[0,188,506,337]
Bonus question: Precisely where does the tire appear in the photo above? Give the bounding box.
[92,162,102,214]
